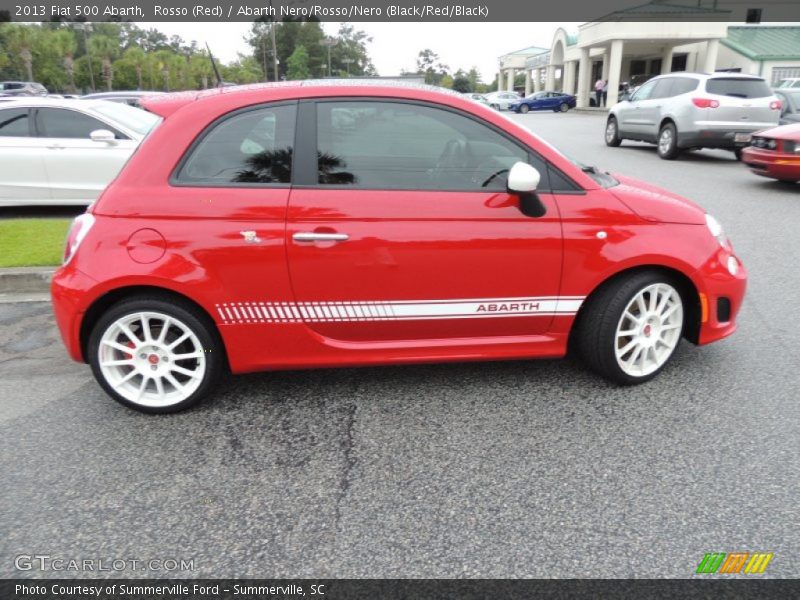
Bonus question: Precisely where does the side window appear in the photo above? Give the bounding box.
[316,101,529,191]
[36,108,120,139]
[632,79,658,101]
[651,79,675,100]
[0,108,30,136]
[670,77,699,96]
[176,104,296,185]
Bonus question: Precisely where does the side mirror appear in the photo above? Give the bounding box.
[90,129,116,144]
[507,162,546,218]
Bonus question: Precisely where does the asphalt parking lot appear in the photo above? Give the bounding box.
[1,111,798,579]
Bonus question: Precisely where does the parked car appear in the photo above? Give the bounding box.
[0,98,160,206]
[82,90,166,108]
[773,89,800,125]
[50,81,747,413]
[741,123,800,183]
[0,81,48,96]
[776,78,800,89]
[463,93,489,105]
[483,91,522,110]
[510,91,576,113]
[605,73,781,160]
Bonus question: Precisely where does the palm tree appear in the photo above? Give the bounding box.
[52,29,78,93]
[6,24,39,82]
[89,35,119,91]
[123,46,147,89]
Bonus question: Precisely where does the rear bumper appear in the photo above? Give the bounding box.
[51,264,98,363]
[741,147,800,181]
[678,128,764,150]
[693,247,748,346]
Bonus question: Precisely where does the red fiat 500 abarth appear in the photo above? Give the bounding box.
[51,81,747,413]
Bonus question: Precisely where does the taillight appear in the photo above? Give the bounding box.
[692,98,720,108]
[63,213,95,264]
[770,99,782,111]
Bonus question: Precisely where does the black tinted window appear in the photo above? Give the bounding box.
[706,78,771,98]
[0,108,30,136]
[316,101,528,190]
[177,104,296,185]
[671,77,699,96]
[36,108,115,139]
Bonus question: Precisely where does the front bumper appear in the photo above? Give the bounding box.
[693,246,748,345]
[741,147,800,181]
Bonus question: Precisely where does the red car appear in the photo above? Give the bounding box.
[741,123,800,183]
[51,81,747,413]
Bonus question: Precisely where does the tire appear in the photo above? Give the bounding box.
[88,296,224,414]
[657,122,680,160]
[559,102,569,112]
[575,271,685,385]
[519,104,529,114]
[490,103,499,110]
[733,148,743,161]
[605,117,622,147]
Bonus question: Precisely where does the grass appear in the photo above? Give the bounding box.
[0,218,71,268]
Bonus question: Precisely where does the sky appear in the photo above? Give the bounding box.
[146,22,580,82]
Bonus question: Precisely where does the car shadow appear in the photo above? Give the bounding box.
[618,143,739,163]
[0,206,87,219]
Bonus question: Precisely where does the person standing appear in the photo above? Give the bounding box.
[594,77,604,107]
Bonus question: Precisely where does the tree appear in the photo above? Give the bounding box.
[89,35,119,91]
[122,46,147,89]
[416,49,449,86]
[5,24,39,81]
[451,69,471,93]
[287,44,311,80]
[51,29,78,92]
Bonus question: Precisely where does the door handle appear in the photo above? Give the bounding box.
[293,232,349,243]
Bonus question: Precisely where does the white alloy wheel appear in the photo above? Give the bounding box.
[614,283,683,377]
[606,120,617,143]
[97,311,206,408]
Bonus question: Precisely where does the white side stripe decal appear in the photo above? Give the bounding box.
[215,297,585,324]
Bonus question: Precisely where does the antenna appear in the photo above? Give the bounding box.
[206,43,223,87]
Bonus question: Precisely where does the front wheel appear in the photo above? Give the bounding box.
[519,104,529,114]
[605,117,622,147]
[88,297,224,413]
[733,148,743,161]
[657,123,680,160]
[575,272,685,385]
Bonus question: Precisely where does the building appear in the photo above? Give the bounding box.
[497,2,800,108]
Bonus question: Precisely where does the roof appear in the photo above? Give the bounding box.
[566,34,578,46]
[499,45,549,58]
[601,1,729,17]
[722,26,800,61]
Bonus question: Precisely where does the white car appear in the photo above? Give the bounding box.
[0,97,160,206]
[483,91,522,111]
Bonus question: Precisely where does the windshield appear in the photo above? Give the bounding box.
[90,101,161,136]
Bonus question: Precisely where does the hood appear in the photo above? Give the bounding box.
[756,122,800,140]
[610,174,706,225]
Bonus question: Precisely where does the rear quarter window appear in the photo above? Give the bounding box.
[706,78,771,99]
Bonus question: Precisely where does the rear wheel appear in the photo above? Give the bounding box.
[490,103,500,110]
[576,272,685,385]
[88,297,223,413]
[519,104,529,114]
[657,122,680,160]
[559,102,569,112]
[605,117,622,147]
[733,148,743,161]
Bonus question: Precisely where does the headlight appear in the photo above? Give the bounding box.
[705,213,729,248]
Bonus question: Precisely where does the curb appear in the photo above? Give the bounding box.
[0,266,55,294]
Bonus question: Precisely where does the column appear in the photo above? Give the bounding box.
[524,70,532,96]
[576,47,591,108]
[533,68,542,92]
[703,39,720,73]
[661,45,674,74]
[601,52,610,81]
[497,70,503,91]
[606,39,624,107]
[564,60,577,95]
[507,68,515,92]
[545,65,555,91]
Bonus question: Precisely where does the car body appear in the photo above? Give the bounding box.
[82,90,166,108]
[50,81,747,413]
[773,89,800,125]
[741,123,800,183]
[510,91,577,113]
[464,93,489,105]
[776,78,800,89]
[483,91,522,110]
[0,97,160,206]
[0,81,48,96]
[606,73,781,159]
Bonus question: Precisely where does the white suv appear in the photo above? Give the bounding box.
[605,73,781,160]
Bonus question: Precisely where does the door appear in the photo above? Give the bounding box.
[34,107,137,203]
[617,78,661,137]
[286,99,565,343]
[0,107,51,204]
